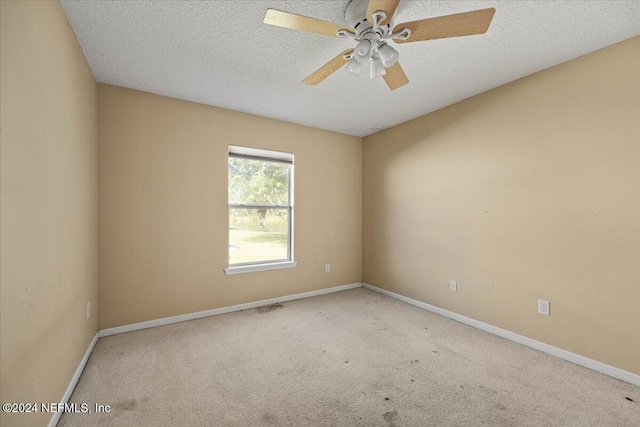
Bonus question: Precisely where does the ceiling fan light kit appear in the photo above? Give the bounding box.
[342,0,403,79]
[370,57,386,79]
[378,43,399,68]
[263,0,496,90]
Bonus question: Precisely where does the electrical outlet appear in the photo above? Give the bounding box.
[538,299,550,316]
[87,302,91,319]
[450,280,457,292]
[325,264,331,273]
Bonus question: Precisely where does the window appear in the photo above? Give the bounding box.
[224,146,296,275]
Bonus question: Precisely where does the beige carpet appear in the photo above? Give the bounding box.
[59,288,639,426]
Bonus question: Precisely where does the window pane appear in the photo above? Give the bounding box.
[229,208,289,265]
[228,157,289,206]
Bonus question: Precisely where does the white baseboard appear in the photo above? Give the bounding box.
[362,282,640,387]
[99,282,362,337]
[48,332,99,427]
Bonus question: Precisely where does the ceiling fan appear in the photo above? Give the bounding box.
[263,0,495,90]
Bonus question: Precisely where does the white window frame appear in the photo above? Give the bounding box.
[224,146,296,275]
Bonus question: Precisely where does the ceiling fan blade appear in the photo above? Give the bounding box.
[302,49,354,86]
[367,0,400,25]
[264,9,353,38]
[393,8,495,44]
[382,62,409,90]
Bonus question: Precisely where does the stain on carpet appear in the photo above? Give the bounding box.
[257,303,284,313]
[113,399,137,411]
[262,413,278,424]
[383,410,398,425]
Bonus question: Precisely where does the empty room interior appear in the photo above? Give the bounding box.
[1,1,639,426]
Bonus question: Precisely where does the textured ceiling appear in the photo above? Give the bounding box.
[60,1,640,137]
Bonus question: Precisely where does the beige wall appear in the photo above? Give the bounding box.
[363,36,640,375]
[98,84,362,329]
[0,2,98,426]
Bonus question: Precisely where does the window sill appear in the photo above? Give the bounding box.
[224,261,297,275]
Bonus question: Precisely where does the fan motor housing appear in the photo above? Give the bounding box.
[346,0,393,35]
